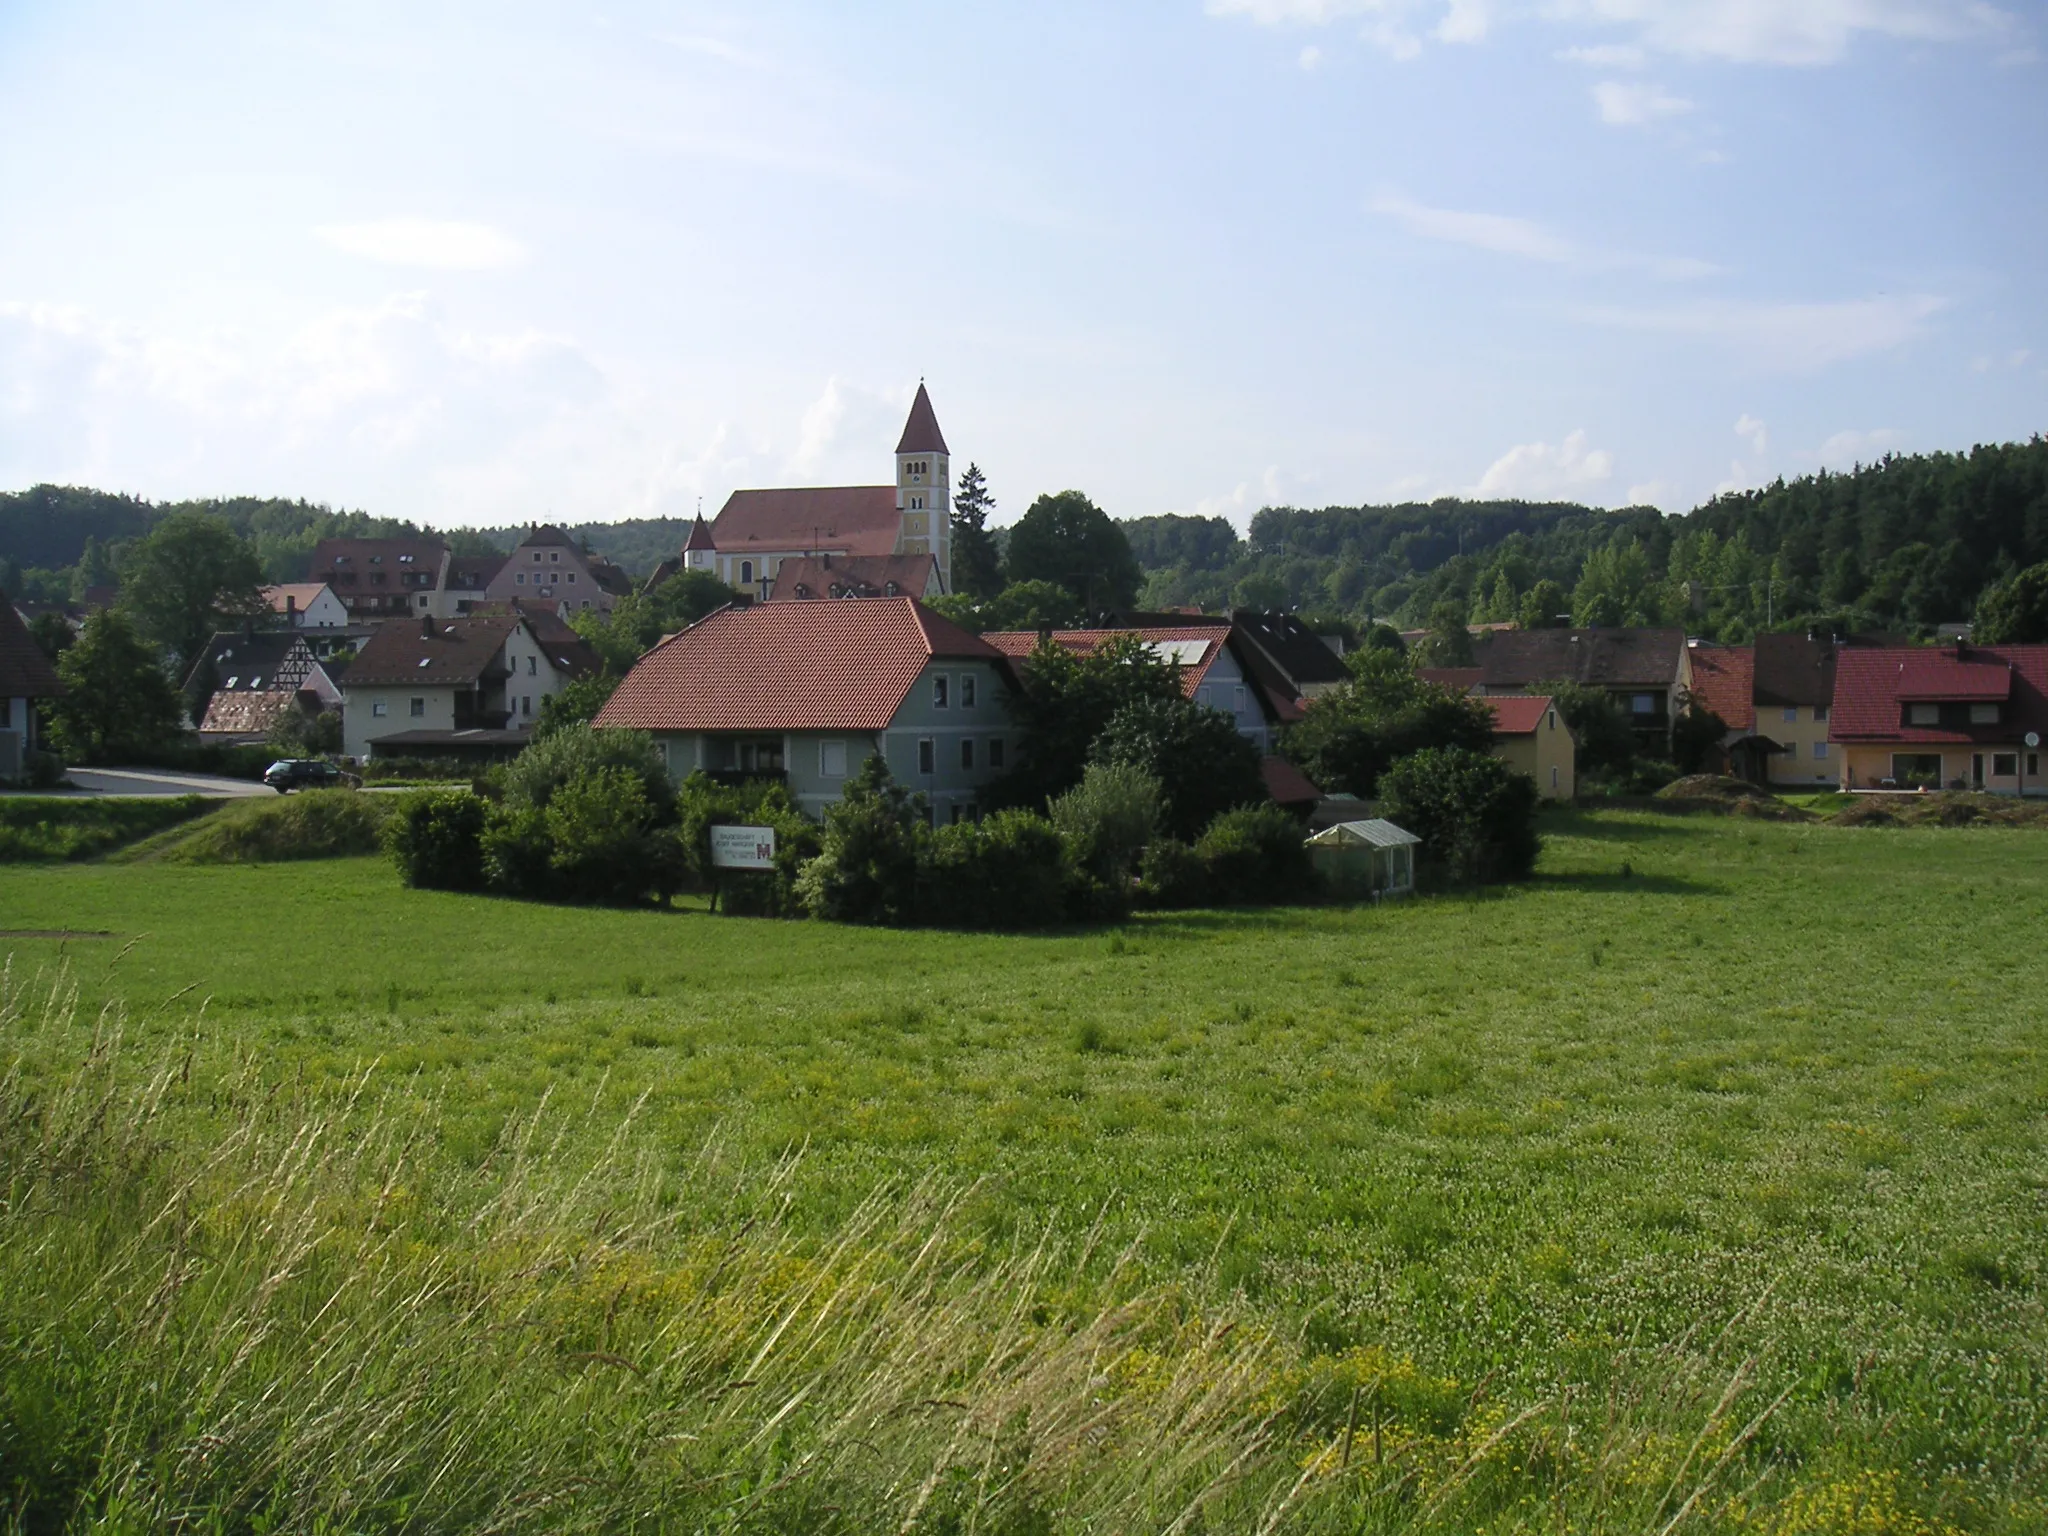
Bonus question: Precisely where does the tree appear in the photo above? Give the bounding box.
[1517,579,1569,630]
[925,579,1082,635]
[118,512,265,665]
[28,612,75,666]
[1410,600,1475,667]
[949,463,1004,598]
[1281,649,1496,797]
[988,632,1185,810]
[1089,696,1265,842]
[70,535,118,600]
[47,611,184,763]
[533,673,623,740]
[1002,491,1142,613]
[1542,680,1636,780]
[795,755,928,925]
[1049,762,1162,886]
[1379,746,1541,884]
[1974,561,2048,644]
[573,572,742,672]
[504,723,675,821]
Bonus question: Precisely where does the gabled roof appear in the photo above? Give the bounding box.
[767,554,943,602]
[684,514,717,552]
[310,537,449,575]
[1306,819,1420,849]
[1474,627,1686,690]
[1259,754,1322,807]
[1752,633,1837,708]
[343,615,524,688]
[516,524,579,548]
[1228,610,1350,688]
[1831,645,2048,744]
[594,598,1004,733]
[447,555,506,590]
[0,591,64,698]
[1686,645,1754,731]
[186,630,316,695]
[199,690,303,736]
[982,627,1230,696]
[710,486,901,556]
[1486,695,1557,736]
[435,601,602,678]
[894,382,950,455]
[262,582,334,614]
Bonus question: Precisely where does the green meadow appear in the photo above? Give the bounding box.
[1,808,2044,1532]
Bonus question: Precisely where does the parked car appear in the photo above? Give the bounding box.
[263,758,345,794]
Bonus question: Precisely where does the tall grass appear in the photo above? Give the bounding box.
[0,964,1935,1534]
[111,790,392,865]
[0,797,211,863]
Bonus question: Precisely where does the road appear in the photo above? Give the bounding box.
[42,767,276,799]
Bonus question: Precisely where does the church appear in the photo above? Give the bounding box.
[653,383,954,603]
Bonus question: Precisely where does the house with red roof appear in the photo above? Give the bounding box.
[1829,643,2048,794]
[655,383,958,602]
[593,597,1016,824]
[483,524,634,617]
[1,591,64,781]
[339,613,591,761]
[1485,694,1575,799]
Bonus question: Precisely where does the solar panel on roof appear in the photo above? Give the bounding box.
[1147,639,1211,666]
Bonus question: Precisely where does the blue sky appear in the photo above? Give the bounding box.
[1,0,2042,534]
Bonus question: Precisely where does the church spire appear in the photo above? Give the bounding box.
[894,381,949,456]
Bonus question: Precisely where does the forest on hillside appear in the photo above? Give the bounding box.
[6,435,2045,643]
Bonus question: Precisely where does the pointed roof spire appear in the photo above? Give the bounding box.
[895,380,950,455]
[684,512,717,552]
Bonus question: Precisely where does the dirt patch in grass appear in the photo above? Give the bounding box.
[1651,776,1811,819]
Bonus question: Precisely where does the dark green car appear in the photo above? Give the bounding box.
[262,758,344,793]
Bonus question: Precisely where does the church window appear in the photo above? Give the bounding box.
[911,496,923,510]
[740,561,754,585]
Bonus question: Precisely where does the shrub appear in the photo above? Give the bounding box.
[503,724,675,822]
[1049,762,1161,886]
[481,804,552,898]
[922,809,1074,929]
[796,757,927,925]
[1137,838,1208,909]
[386,790,490,891]
[671,775,820,918]
[1090,696,1264,842]
[1379,746,1541,884]
[544,766,662,905]
[1194,805,1314,906]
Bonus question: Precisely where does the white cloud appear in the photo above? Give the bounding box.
[1625,480,1676,506]
[1592,78,1694,125]
[1734,413,1767,453]
[788,376,915,483]
[1434,0,1492,42]
[1971,347,2032,371]
[1815,427,1904,465]
[315,219,527,270]
[1299,43,1325,67]
[1575,293,1947,371]
[1472,428,1615,498]
[1188,465,1306,530]
[1370,192,1720,278]
[1557,42,1647,65]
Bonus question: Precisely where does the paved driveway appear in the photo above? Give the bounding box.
[50,767,276,799]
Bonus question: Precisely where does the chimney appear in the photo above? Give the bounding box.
[285,593,297,618]
[421,614,435,640]
[1037,619,1054,645]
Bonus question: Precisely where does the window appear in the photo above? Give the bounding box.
[932,674,949,709]
[527,656,537,675]
[516,572,527,585]
[961,738,974,770]
[1631,694,1657,715]
[1814,705,1828,722]
[1812,741,1829,760]
[740,561,753,585]
[550,552,560,563]
[1891,753,1942,789]
[372,700,388,717]
[918,738,935,775]
[224,676,238,689]
[567,572,576,584]
[1993,753,2018,777]
[532,552,542,562]
[1233,685,1246,715]
[1782,705,1798,723]
[1550,765,1560,788]
[1196,685,1211,707]
[1547,710,1558,731]
[1969,703,2000,724]
[409,697,426,718]
[910,495,924,510]
[988,738,1005,770]
[522,696,532,717]
[821,740,847,777]
[961,673,976,708]
[1908,703,1938,725]
[2030,753,2040,777]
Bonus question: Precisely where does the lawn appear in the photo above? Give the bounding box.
[1,808,2043,1532]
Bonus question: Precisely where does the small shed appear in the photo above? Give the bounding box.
[1306,818,1420,899]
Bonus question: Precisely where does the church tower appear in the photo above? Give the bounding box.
[892,381,951,593]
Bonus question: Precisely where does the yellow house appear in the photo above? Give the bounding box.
[1487,694,1576,799]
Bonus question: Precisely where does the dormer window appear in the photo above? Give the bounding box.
[1908,704,1938,725]
[1970,703,2000,724]
[399,554,414,564]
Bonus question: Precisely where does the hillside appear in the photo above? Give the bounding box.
[6,435,2044,639]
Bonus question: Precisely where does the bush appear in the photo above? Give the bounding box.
[386,790,490,891]
[158,790,391,865]
[1194,805,1315,906]
[1379,747,1541,884]
[922,809,1074,929]
[481,804,553,898]
[673,774,818,917]
[1090,697,1264,842]
[1136,838,1208,909]
[544,766,662,905]
[796,757,927,925]
[1048,762,1161,886]
[503,724,675,822]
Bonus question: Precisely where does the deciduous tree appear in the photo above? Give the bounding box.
[118,512,265,665]
[48,611,183,763]
[1003,491,1141,613]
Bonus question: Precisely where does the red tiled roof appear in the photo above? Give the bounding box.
[1686,645,1754,731]
[345,615,523,687]
[1416,667,1482,693]
[311,537,448,573]
[0,592,65,698]
[1831,646,2048,743]
[894,383,950,455]
[983,628,1226,696]
[594,598,1003,733]
[262,582,331,614]
[766,554,942,601]
[683,515,717,552]
[1486,695,1556,736]
[1260,754,1321,806]
[1475,627,1686,690]
[709,486,900,555]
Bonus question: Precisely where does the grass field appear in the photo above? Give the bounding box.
[2,808,2044,1531]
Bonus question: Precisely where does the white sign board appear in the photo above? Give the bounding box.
[710,825,776,870]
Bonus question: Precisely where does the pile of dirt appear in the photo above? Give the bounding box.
[1651,776,1810,819]
[1829,792,2048,828]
